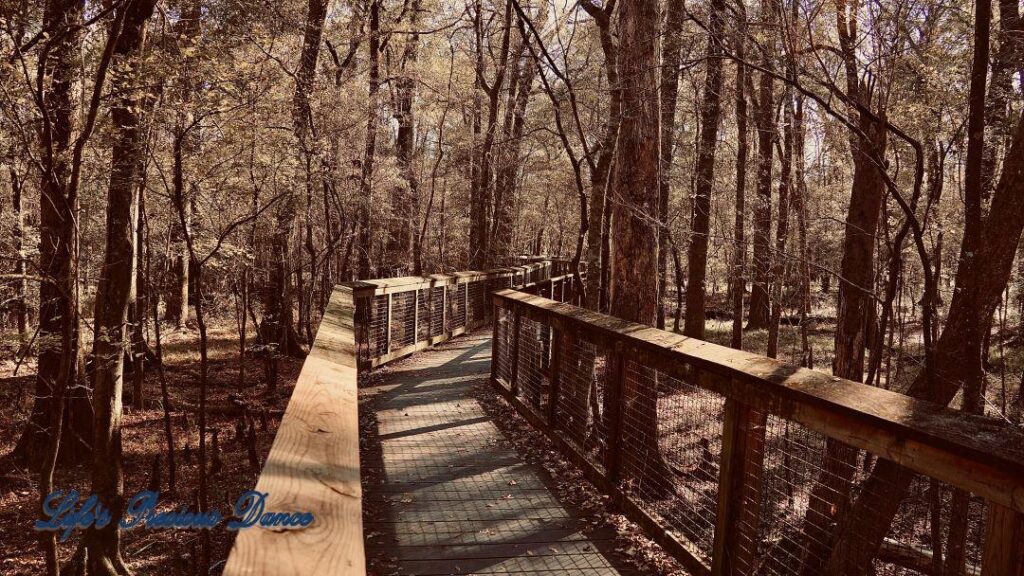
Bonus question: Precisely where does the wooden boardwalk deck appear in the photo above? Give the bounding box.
[360,333,634,575]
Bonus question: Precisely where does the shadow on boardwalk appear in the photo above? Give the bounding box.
[359,333,639,575]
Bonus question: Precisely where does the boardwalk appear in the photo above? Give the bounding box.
[360,333,633,575]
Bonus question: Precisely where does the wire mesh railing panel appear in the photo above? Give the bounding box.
[370,294,389,358]
[728,415,991,576]
[618,362,725,563]
[430,286,444,337]
[355,295,372,364]
[555,333,609,473]
[493,307,514,391]
[416,288,431,342]
[450,283,466,329]
[390,291,416,351]
[467,279,486,325]
[515,316,550,419]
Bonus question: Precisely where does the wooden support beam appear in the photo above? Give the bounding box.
[385,293,393,353]
[982,503,1024,576]
[604,344,626,484]
[712,398,766,576]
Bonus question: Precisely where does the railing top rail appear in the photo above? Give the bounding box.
[339,263,550,295]
[493,288,1024,513]
[224,287,365,576]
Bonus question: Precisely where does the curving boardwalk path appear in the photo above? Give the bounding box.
[359,333,633,575]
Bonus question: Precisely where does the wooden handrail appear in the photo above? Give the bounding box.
[492,289,1024,502]
[223,287,364,576]
[490,288,1024,576]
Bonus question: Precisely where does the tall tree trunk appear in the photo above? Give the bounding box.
[658,0,686,329]
[358,0,380,278]
[13,0,90,469]
[746,0,776,331]
[793,91,812,368]
[580,1,619,311]
[683,0,726,338]
[493,40,537,260]
[731,2,748,350]
[944,1,990,573]
[608,0,672,488]
[291,0,328,340]
[476,0,512,268]
[388,0,421,270]
[10,166,28,340]
[798,1,891,569]
[164,0,201,330]
[766,85,793,359]
[980,0,1022,199]
[81,1,156,572]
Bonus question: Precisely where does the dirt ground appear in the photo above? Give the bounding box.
[0,322,302,575]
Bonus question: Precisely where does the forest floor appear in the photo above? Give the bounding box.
[0,320,302,576]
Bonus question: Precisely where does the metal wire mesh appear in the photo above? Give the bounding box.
[515,316,550,418]
[370,294,388,357]
[447,283,466,331]
[467,279,486,325]
[734,416,989,576]
[430,286,444,338]
[416,288,431,342]
[554,333,609,473]
[488,296,997,575]
[493,307,514,390]
[390,291,416,351]
[619,362,725,563]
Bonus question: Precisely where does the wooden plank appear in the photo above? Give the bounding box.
[711,398,766,576]
[982,503,1024,576]
[224,287,365,576]
[603,346,625,484]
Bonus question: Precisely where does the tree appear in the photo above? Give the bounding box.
[682,0,726,338]
[164,0,201,330]
[607,0,672,487]
[579,0,619,312]
[798,0,894,567]
[657,0,685,330]
[746,0,777,331]
[387,0,422,272]
[731,0,748,350]
[357,0,381,278]
[77,1,158,573]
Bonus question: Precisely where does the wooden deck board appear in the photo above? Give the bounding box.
[361,333,632,575]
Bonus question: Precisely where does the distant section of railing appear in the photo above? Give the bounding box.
[339,259,579,370]
[490,289,1024,576]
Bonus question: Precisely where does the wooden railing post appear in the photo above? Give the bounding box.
[604,342,626,484]
[441,283,448,332]
[509,307,522,397]
[982,503,1024,576]
[712,397,766,576]
[490,300,504,386]
[385,293,393,352]
[546,328,563,428]
[413,289,420,345]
